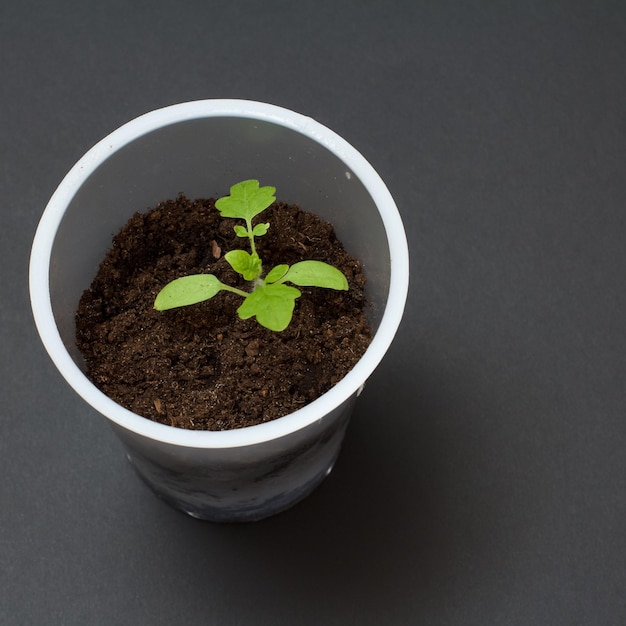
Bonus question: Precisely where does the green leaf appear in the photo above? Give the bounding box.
[233,225,248,237]
[154,274,224,310]
[280,260,349,290]
[237,283,301,331]
[264,264,289,284]
[225,249,262,281]
[252,222,269,237]
[215,179,276,221]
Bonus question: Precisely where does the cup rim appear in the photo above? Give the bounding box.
[29,99,409,449]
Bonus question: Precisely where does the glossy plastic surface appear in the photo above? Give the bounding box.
[29,100,409,521]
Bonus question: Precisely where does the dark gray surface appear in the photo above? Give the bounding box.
[2,1,626,624]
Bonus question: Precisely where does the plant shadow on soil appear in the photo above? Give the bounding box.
[142,351,521,620]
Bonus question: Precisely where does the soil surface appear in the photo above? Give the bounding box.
[75,195,372,430]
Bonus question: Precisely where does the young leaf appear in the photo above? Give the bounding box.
[154,274,224,310]
[225,249,262,281]
[264,264,290,284]
[280,260,349,290]
[252,222,270,237]
[233,225,248,237]
[215,179,276,221]
[237,283,301,331]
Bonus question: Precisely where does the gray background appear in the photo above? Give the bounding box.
[2,1,626,624]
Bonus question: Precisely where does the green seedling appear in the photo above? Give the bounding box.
[154,179,349,331]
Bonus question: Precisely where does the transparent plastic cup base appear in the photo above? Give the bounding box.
[29,100,409,522]
[120,406,353,522]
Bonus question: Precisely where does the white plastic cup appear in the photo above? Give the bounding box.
[29,100,409,522]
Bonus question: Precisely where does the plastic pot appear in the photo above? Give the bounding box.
[29,100,409,522]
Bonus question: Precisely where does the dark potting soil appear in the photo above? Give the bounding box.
[75,195,373,431]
